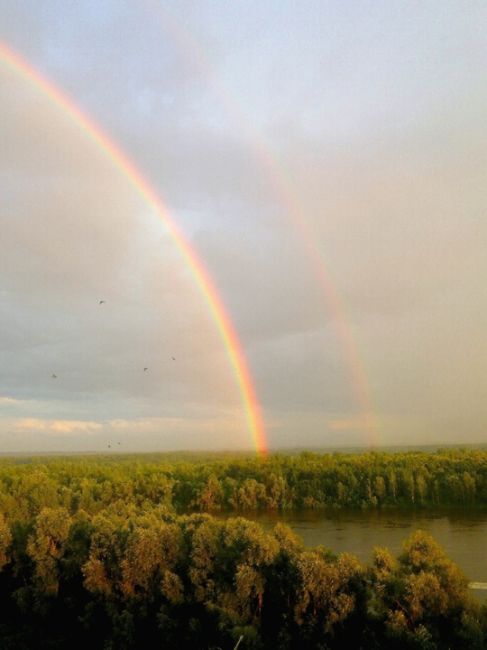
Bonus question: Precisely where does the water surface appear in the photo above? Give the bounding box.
[222,508,487,599]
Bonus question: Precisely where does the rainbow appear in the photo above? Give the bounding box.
[0,41,268,455]
[142,4,378,445]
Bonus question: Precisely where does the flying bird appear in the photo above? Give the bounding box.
[99,300,106,305]
[51,374,57,379]
[143,367,148,372]
[171,357,176,361]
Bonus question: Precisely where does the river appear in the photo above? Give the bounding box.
[221,508,487,600]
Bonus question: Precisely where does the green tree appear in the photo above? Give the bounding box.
[27,507,71,594]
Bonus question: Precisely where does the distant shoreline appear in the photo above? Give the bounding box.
[1,441,487,458]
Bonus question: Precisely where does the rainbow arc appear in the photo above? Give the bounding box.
[0,41,268,455]
[144,6,378,444]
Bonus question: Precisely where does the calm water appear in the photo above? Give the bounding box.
[221,509,487,599]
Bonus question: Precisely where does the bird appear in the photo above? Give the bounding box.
[51,374,57,379]
[143,367,148,372]
[117,442,121,446]
[99,300,106,305]
[171,356,176,361]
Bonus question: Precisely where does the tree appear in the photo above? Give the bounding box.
[27,507,71,594]
[370,531,480,649]
[0,512,12,571]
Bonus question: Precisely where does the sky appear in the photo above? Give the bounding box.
[1,1,487,452]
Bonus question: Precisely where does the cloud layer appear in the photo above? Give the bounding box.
[1,1,487,450]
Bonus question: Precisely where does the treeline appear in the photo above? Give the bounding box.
[0,449,486,516]
[0,503,485,649]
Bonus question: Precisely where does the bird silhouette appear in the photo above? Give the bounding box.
[99,300,106,305]
[171,357,176,361]
[51,374,57,379]
[143,367,148,372]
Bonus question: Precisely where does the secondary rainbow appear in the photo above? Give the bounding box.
[0,41,268,455]
[143,5,378,445]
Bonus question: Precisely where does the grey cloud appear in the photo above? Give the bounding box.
[2,1,487,451]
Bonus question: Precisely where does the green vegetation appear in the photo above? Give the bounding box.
[0,449,486,648]
[0,505,486,649]
[0,448,485,514]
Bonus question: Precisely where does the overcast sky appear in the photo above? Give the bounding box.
[1,1,487,452]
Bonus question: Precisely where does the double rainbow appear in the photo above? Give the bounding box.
[142,6,378,444]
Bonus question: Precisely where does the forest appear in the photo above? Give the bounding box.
[0,449,487,648]
[0,448,484,516]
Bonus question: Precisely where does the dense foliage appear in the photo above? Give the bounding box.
[0,503,485,649]
[0,450,486,648]
[0,448,485,515]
